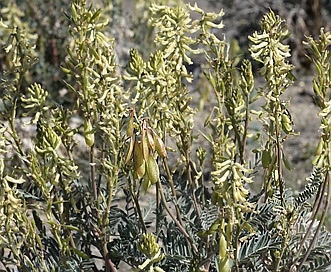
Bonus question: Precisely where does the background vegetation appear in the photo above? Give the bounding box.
[1,0,331,271]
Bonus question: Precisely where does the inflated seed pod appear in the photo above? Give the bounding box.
[141,128,149,162]
[124,136,134,165]
[146,127,155,150]
[126,112,134,138]
[146,153,160,185]
[142,174,151,192]
[152,129,167,158]
[133,137,146,180]
[262,149,271,168]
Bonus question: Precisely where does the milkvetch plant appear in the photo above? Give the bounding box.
[0,1,331,272]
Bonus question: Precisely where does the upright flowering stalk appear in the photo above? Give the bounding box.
[249,10,297,270]
[189,4,257,271]
[249,10,295,204]
[63,1,125,270]
[294,29,331,271]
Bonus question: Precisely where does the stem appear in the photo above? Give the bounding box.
[240,95,250,165]
[90,144,97,201]
[297,174,330,271]
[233,220,241,272]
[162,158,185,227]
[275,107,285,207]
[156,178,198,254]
[276,144,284,206]
[132,191,147,233]
[103,244,118,272]
[97,137,106,196]
[274,220,290,271]
[6,60,32,173]
[194,159,206,207]
[293,174,325,264]
[128,176,147,233]
[186,149,200,219]
[156,182,160,234]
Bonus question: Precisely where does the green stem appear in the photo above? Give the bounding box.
[90,144,97,201]
[233,218,241,272]
[274,220,290,271]
[275,108,285,207]
[241,95,250,164]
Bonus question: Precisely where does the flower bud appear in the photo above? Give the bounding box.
[139,233,160,258]
[281,113,292,134]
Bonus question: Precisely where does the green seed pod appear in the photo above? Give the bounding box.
[152,130,167,158]
[312,155,319,165]
[146,127,155,150]
[141,128,149,162]
[282,155,292,170]
[84,119,94,147]
[126,112,134,137]
[262,149,271,168]
[133,137,146,179]
[204,108,214,127]
[313,78,321,96]
[124,136,134,165]
[146,153,159,185]
[7,193,20,205]
[142,174,151,192]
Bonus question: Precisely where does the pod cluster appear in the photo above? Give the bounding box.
[125,115,167,191]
